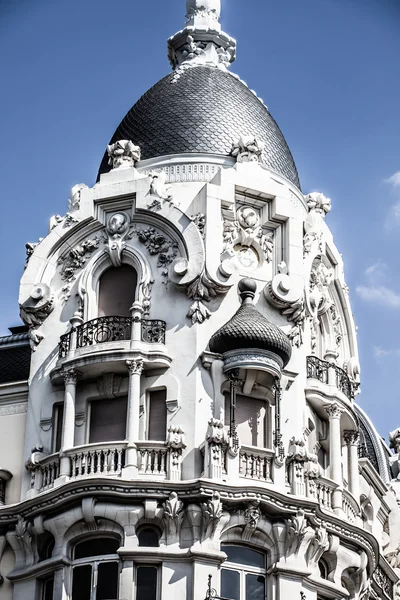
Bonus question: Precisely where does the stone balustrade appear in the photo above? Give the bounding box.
[342,488,359,523]
[28,453,60,494]
[68,442,126,478]
[239,446,274,482]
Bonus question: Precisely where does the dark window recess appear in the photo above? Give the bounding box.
[97,562,119,600]
[37,532,55,562]
[42,576,54,600]
[138,527,160,547]
[148,389,167,441]
[72,564,92,600]
[137,566,157,600]
[53,403,64,453]
[89,397,128,443]
[223,545,265,569]
[74,538,119,560]
[98,264,137,317]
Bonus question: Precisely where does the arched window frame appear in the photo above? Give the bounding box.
[80,246,153,323]
[220,544,267,600]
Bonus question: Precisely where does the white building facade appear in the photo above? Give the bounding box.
[1,1,400,599]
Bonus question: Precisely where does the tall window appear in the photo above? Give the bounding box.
[98,265,137,317]
[147,389,167,441]
[89,397,128,443]
[71,537,120,600]
[221,545,266,600]
[52,403,64,453]
[225,395,269,448]
[136,566,158,600]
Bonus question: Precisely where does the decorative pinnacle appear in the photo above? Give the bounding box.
[238,278,257,304]
[168,0,236,71]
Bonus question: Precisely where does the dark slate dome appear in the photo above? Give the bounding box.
[209,279,292,367]
[97,66,300,189]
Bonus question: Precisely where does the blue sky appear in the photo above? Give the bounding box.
[0,0,399,441]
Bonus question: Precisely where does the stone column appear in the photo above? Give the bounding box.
[344,430,360,502]
[124,358,144,477]
[59,369,80,479]
[326,403,344,513]
[130,301,144,346]
[324,350,339,386]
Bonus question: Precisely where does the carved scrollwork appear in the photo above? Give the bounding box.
[58,237,100,283]
[107,140,140,170]
[19,283,55,351]
[231,135,265,164]
[134,226,178,284]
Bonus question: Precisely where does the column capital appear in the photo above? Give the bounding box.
[325,403,344,419]
[62,368,81,385]
[343,430,360,446]
[126,358,144,375]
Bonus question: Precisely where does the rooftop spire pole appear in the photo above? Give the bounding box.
[168,0,236,71]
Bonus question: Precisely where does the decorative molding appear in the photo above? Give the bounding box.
[62,368,81,385]
[231,135,264,164]
[134,226,178,285]
[303,192,331,256]
[222,206,274,265]
[191,213,206,239]
[285,509,308,557]
[243,500,261,541]
[126,359,144,376]
[104,212,135,267]
[163,491,184,542]
[19,283,54,351]
[147,172,174,210]
[68,183,88,213]
[306,522,330,565]
[107,140,140,170]
[325,403,344,420]
[201,491,223,541]
[186,269,229,324]
[343,430,360,446]
[58,237,100,283]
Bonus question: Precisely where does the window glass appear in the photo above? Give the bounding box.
[53,403,64,453]
[97,562,119,600]
[74,537,119,559]
[98,265,137,317]
[138,527,160,547]
[148,389,167,441]
[72,564,92,600]
[42,576,54,600]
[246,574,265,600]
[137,566,157,600]
[221,569,240,600]
[223,546,265,569]
[89,397,128,443]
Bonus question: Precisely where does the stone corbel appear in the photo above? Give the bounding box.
[19,283,55,351]
[285,510,312,560]
[82,498,97,532]
[162,492,184,545]
[201,492,223,542]
[306,522,330,567]
[242,500,261,542]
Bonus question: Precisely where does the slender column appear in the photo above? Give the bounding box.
[326,403,344,512]
[130,302,144,346]
[68,311,83,358]
[125,359,144,474]
[344,430,360,502]
[324,350,339,386]
[59,369,80,478]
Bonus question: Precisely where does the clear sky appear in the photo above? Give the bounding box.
[0,0,399,441]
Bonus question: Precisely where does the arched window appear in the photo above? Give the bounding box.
[221,545,266,600]
[137,526,160,547]
[71,537,120,600]
[98,265,137,317]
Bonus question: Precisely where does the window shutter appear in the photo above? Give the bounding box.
[148,389,167,441]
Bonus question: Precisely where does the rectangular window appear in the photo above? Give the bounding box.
[137,566,158,600]
[42,576,54,600]
[72,561,119,600]
[52,403,64,453]
[225,394,267,448]
[89,397,128,443]
[147,389,167,441]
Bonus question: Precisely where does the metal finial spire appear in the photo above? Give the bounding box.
[168,0,236,71]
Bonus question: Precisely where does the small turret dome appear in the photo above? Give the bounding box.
[209,278,292,368]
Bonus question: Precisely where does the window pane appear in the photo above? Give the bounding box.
[138,527,160,547]
[223,546,265,569]
[54,404,64,452]
[137,566,157,600]
[75,538,119,559]
[148,389,167,441]
[42,576,54,600]
[98,265,137,317]
[97,562,119,600]
[89,397,128,443]
[246,574,265,600]
[72,565,92,600]
[221,569,240,600]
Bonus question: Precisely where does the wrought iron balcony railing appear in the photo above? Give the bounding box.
[306,355,329,384]
[306,356,353,400]
[58,315,166,358]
